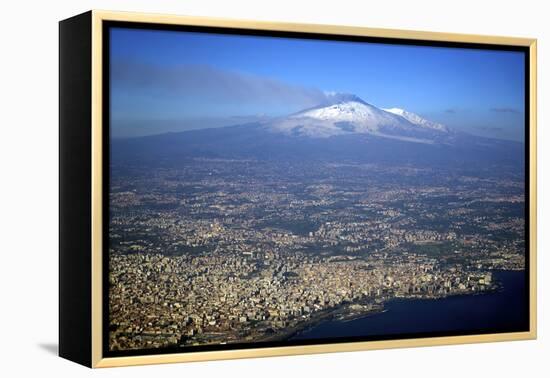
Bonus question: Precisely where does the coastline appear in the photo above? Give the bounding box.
[289,270,526,341]
[253,276,505,343]
[252,302,387,343]
[182,269,520,347]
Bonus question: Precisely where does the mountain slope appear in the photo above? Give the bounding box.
[383,107,448,132]
[111,94,524,170]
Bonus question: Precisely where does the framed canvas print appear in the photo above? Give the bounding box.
[59,10,537,368]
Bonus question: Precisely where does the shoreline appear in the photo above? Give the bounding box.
[251,302,387,343]
[248,283,503,343]
[185,270,514,347]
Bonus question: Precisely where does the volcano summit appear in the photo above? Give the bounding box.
[112,94,522,168]
[266,94,451,143]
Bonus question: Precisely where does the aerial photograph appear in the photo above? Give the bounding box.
[107,27,528,353]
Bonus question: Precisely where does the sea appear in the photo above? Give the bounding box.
[291,270,528,341]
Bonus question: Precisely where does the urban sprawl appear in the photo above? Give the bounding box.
[108,160,525,351]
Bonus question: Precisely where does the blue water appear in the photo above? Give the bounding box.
[291,270,528,340]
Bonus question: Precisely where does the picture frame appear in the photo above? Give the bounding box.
[59,10,537,368]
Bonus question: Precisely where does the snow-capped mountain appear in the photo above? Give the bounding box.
[266,94,450,143]
[112,92,522,168]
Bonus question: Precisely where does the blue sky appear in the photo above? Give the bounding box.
[110,27,525,141]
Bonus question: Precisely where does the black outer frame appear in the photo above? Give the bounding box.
[59,11,93,367]
[58,12,531,368]
[101,21,531,358]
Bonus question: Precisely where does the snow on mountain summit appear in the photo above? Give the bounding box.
[297,101,396,125]
[266,94,450,142]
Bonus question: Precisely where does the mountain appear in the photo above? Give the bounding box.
[266,95,450,143]
[112,94,524,169]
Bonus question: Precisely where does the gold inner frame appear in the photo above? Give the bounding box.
[90,9,537,368]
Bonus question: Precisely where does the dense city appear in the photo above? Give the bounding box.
[108,159,525,351]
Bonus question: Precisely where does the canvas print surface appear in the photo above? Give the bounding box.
[107,26,528,354]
